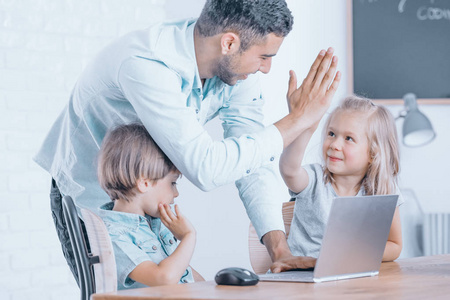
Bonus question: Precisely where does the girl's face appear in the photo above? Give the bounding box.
[142,171,180,218]
[322,111,372,179]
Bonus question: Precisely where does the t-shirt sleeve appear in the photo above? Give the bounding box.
[288,163,323,200]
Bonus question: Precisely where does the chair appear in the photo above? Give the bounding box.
[248,201,295,274]
[398,189,424,258]
[62,196,117,300]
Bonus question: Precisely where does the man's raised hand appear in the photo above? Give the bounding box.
[287,47,341,130]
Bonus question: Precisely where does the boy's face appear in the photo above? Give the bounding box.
[143,170,181,218]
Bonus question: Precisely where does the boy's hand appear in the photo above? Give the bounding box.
[159,203,195,241]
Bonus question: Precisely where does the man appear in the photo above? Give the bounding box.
[34,0,340,282]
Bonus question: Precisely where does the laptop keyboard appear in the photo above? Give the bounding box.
[259,270,314,281]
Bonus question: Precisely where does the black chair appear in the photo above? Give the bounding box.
[62,196,116,300]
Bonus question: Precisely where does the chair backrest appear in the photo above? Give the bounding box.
[248,201,295,274]
[62,196,98,300]
[80,206,117,294]
[62,196,117,300]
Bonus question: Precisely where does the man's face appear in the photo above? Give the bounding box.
[216,33,284,85]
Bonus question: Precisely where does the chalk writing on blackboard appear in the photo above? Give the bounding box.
[363,0,450,22]
[400,0,449,21]
[416,5,450,21]
[398,0,407,13]
[352,0,450,100]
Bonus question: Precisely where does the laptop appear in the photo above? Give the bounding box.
[259,194,398,283]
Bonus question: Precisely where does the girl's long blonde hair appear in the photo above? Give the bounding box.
[323,95,400,195]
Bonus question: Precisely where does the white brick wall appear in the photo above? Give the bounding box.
[0,1,166,299]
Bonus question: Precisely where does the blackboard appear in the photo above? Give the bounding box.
[349,0,450,102]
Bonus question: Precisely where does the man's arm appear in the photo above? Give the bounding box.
[119,58,283,192]
[225,48,340,272]
[118,48,338,194]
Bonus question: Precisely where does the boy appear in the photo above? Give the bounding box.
[97,123,202,289]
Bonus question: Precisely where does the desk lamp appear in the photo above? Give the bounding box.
[397,93,436,147]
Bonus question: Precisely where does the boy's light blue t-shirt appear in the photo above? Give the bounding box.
[97,202,194,290]
[287,163,404,258]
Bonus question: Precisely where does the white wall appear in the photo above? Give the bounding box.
[0,1,167,299]
[1,0,449,299]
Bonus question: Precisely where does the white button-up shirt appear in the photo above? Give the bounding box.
[34,19,285,238]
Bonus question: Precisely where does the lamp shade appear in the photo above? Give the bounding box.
[401,93,436,147]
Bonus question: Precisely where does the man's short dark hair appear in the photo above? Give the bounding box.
[196,0,293,51]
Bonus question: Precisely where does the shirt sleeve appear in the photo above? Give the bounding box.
[288,163,318,200]
[110,237,153,288]
[219,75,285,239]
[117,57,283,193]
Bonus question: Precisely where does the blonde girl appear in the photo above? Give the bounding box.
[280,95,402,263]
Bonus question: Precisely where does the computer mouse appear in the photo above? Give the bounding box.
[215,267,259,286]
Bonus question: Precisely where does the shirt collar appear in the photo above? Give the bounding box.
[98,201,160,232]
[187,22,226,96]
[328,183,365,198]
[186,20,202,92]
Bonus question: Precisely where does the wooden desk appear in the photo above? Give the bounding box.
[92,255,450,300]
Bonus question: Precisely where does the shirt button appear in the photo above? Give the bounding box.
[195,109,199,114]
[169,239,174,245]
[270,156,275,161]
[152,245,157,250]
[182,279,188,283]
[246,170,250,174]
[252,98,257,101]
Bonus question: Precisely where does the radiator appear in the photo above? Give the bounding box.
[423,213,450,256]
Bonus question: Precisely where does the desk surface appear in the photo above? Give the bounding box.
[92,255,450,300]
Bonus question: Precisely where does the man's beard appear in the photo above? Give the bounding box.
[215,54,240,86]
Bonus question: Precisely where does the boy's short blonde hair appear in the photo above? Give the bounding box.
[97,123,177,202]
